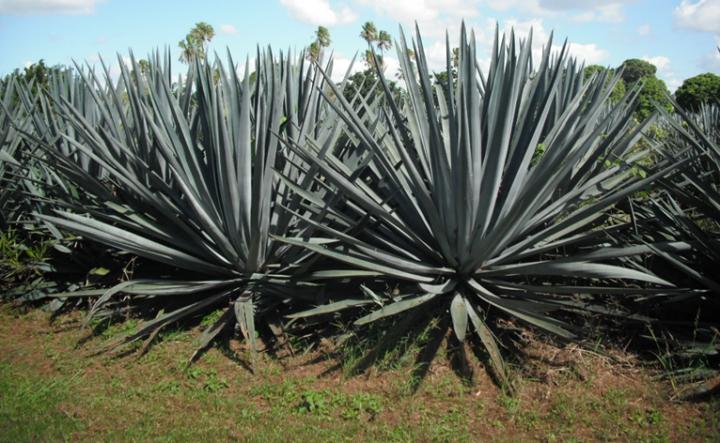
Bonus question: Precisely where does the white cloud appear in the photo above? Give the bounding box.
[665,77,682,92]
[105,55,132,82]
[637,24,651,36]
[483,0,548,16]
[538,0,633,10]
[674,0,720,34]
[356,0,437,22]
[329,54,363,82]
[501,18,607,65]
[641,55,670,71]
[484,0,632,21]
[354,0,481,44]
[502,16,550,63]
[235,57,256,78]
[220,24,237,35]
[0,0,98,14]
[347,14,608,80]
[699,39,720,70]
[567,42,607,64]
[382,55,400,80]
[641,55,682,93]
[357,0,480,23]
[571,4,624,22]
[423,40,452,71]
[328,53,400,82]
[280,0,356,26]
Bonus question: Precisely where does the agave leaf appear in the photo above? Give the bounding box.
[450,293,468,342]
[13,49,343,362]
[234,293,256,352]
[274,235,435,283]
[191,307,234,362]
[354,293,437,326]
[286,299,373,319]
[86,279,155,325]
[465,299,509,387]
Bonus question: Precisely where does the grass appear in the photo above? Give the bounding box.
[0,362,83,442]
[0,305,718,442]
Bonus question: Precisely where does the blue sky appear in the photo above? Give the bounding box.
[0,0,718,90]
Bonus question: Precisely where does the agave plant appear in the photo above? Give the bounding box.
[625,102,720,375]
[645,102,720,293]
[23,50,347,358]
[0,79,27,229]
[279,24,687,384]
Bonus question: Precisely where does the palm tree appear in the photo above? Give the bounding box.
[375,30,392,71]
[360,21,377,44]
[307,26,331,63]
[178,22,215,63]
[363,49,381,69]
[307,41,321,63]
[191,21,214,57]
[178,37,194,63]
[315,26,331,47]
[137,59,150,74]
[377,30,392,53]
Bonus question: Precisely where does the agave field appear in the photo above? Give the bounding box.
[1,23,719,394]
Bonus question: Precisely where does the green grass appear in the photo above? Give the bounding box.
[0,307,719,442]
[0,363,84,442]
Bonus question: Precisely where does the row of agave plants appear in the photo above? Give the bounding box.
[1,24,718,388]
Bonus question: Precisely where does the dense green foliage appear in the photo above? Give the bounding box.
[635,75,673,120]
[0,22,718,386]
[583,65,626,104]
[675,73,720,111]
[620,58,657,84]
[585,58,678,121]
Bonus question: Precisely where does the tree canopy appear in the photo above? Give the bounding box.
[616,58,670,121]
[583,65,626,104]
[635,75,672,120]
[2,59,66,93]
[619,58,656,84]
[675,73,720,111]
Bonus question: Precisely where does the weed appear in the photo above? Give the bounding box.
[184,366,228,393]
[0,228,53,293]
[341,393,383,420]
[200,309,225,328]
[154,379,181,394]
[97,318,138,340]
[296,390,331,416]
[498,393,521,416]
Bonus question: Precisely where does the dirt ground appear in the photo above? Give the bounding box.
[0,304,718,442]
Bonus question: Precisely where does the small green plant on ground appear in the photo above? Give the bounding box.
[0,228,52,290]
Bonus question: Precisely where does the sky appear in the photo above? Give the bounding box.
[0,0,719,91]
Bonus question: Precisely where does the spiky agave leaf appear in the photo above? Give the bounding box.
[0,76,73,252]
[24,50,347,360]
[0,78,29,229]
[630,101,720,368]
[0,78,55,231]
[644,101,720,291]
[279,23,686,384]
